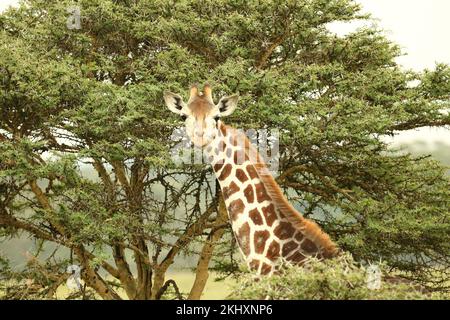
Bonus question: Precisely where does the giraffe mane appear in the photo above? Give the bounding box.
[220,123,339,258]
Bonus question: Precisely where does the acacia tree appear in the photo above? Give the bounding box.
[1,0,449,299]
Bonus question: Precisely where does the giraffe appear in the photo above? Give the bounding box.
[164,84,339,275]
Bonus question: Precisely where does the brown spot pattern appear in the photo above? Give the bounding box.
[260,263,272,275]
[228,199,245,221]
[301,238,318,253]
[255,183,271,203]
[261,204,277,226]
[273,221,295,240]
[246,165,258,179]
[294,231,304,242]
[266,240,280,260]
[244,184,255,203]
[222,181,239,200]
[235,168,248,183]
[287,251,306,263]
[282,241,298,257]
[218,164,232,181]
[254,230,270,254]
[237,222,251,256]
[213,162,223,172]
[249,208,263,225]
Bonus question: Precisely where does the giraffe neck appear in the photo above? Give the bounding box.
[204,122,338,275]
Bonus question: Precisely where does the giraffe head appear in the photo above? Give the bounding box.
[164,84,239,147]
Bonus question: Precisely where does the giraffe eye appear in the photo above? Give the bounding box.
[181,115,187,121]
[214,116,220,122]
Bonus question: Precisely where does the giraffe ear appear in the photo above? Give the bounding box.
[164,91,187,115]
[217,94,238,117]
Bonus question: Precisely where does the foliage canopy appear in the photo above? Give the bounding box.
[0,0,449,299]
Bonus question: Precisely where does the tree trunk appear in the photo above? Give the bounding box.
[188,196,228,300]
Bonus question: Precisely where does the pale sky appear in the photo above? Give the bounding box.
[1,0,449,145]
[329,0,450,71]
